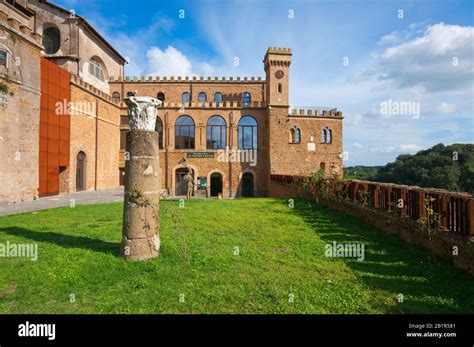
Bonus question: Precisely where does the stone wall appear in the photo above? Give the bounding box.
[0,6,42,204]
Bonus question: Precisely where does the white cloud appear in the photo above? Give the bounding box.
[145,46,193,77]
[376,23,474,92]
[437,102,457,114]
[377,19,432,46]
[353,143,364,149]
[371,144,422,153]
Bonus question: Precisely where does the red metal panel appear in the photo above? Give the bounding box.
[39,57,70,197]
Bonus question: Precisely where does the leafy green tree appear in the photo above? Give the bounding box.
[373,143,473,193]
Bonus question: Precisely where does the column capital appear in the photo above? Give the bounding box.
[124,96,161,131]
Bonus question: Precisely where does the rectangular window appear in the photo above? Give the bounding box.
[175,126,195,149]
[239,125,257,149]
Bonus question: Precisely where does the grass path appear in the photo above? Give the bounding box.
[0,198,472,314]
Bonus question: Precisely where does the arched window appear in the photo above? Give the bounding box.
[290,127,301,143]
[42,26,60,54]
[198,92,207,107]
[0,49,7,68]
[214,92,223,107]
[207,115,226,149]
[243,92,251,108]
[112,92,121,103]
[157,92,165,103]
[277,83,282,93]
[320,162,326,173]
[89,58,105,81]
[321,128,327,143]
[175,115,195,149]
[182,92,190,104]
[126,91,135,97]
[238,116,257,149]
[327,128,332,143]
[155,117,164,149]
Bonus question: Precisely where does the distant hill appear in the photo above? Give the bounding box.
[344,143,474,194]
[344,166,383,180]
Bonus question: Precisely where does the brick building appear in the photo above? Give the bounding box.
[0,0,343,204]
[110,48,343,198]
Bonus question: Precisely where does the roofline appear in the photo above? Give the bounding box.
[36,0,127,64]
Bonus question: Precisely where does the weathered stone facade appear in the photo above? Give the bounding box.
[0,0,42,205]
[28,0,126,93]
[0,0,122,204]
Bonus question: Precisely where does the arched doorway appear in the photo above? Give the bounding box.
[241,172,254,197]
[175,168,192,196]
[210,172,223,197]
[76,151,86,191]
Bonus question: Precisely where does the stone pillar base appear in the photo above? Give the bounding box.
[120,235,160,261]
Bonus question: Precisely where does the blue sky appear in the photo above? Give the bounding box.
[56,0,473,166]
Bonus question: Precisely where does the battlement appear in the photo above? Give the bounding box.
[70,74,119,104]
[265,47,292,55]
[109,75,266,83]
[288,106,343,118]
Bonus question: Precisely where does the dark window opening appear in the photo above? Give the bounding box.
[206,115,226,149]
[156,117,164,149]
[214,92,223,107]
[175,115,195,149]
[112,92,121,103]
[43,27,61,54]
[238,116,258,149]
[198,92,207,107]
[243,92,251,108]
[0,50,7,68]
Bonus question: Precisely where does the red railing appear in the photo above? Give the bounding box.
[270,175,474,237]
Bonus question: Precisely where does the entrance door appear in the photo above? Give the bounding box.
[76,151,86,191]
[241,172,254,197]
[175,168,189,196]
[210,173,223,197]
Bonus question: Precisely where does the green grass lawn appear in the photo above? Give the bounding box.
[0,198,472,314]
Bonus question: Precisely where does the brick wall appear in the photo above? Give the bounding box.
[267,108,343,177]
[68,82,120,193]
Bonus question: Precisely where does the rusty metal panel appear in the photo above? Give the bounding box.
[39,58,71,197]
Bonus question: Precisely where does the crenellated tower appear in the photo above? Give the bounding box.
[263,47,292,107]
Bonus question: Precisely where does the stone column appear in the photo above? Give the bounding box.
[121,96,162,260]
